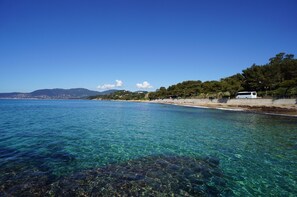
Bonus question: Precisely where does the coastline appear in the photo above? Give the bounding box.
[148,99,297,117]
[93,98,297,117]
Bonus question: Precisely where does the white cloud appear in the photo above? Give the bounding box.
[115,80,123,87]
[97,80,123,90]
[136,81,153,89]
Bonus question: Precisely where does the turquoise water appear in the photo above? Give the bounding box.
[0,100,296,196]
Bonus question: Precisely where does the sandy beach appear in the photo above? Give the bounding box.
[149,99,297,117]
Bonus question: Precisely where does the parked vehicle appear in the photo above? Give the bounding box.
[236,91,257,99]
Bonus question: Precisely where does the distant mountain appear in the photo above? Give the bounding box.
[0,88,118,99]
[99,89,121,95]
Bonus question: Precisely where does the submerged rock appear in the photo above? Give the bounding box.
[1,155,229,196]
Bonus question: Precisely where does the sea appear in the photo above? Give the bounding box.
[0,99,296,196]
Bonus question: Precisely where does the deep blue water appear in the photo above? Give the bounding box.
[0,99,296,196]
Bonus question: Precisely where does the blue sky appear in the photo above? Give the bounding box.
[0,0,297,92]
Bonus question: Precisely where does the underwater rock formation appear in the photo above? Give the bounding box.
[1,155,230,196]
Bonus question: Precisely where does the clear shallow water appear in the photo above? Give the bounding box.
[0,100,296,196]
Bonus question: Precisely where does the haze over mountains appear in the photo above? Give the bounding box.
[0,88,117,99]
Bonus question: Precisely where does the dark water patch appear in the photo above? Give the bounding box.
[0,145,77,193]
[49,152,76,163]
[1,155,230,196]
[0,147,20,160]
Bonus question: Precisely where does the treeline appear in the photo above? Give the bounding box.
[149,53,297,99]
[89,53,297,100]
[89,90,148,100]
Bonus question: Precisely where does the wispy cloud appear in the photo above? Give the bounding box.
[97,80,123,90]
[136,81,153,89]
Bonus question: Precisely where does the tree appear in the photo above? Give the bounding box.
[220,74,244,97]
[280,78,297,96]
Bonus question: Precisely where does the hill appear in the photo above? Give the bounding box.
[89,90,148,100]
[0,88,117,99]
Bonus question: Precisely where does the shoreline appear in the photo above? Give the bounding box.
[168,103,297,117]
[148,99,297,117]
[93,98,297,117]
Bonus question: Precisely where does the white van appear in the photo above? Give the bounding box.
[236,91,257,99]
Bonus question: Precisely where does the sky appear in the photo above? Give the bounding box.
[0,0,297,92]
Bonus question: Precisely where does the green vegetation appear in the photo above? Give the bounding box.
[89,53,297,100]
[242,53,297,97]
[89,90,148,100]
[149,53,297,99]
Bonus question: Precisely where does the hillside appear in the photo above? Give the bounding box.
[89,90,148,100]
[149,53,297,99]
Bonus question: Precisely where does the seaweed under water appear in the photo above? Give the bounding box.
[0,155,230,196]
